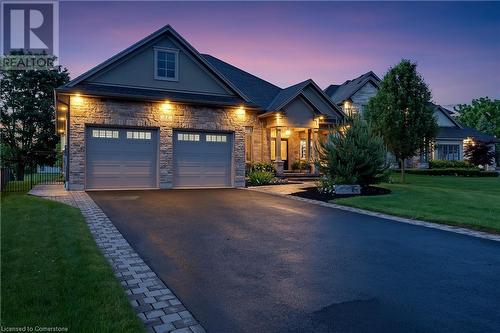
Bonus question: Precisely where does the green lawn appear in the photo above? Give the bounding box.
[1,193,144,332]
[334,174,500,233]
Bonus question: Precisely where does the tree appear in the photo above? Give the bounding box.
[365,59,438,183]
[316,115,388,188]
[463,140,495,167]
[456,97,500,137]
[0,53,69,180]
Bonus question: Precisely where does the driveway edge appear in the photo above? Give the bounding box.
[30,187,206,333]
[246,187,500,242]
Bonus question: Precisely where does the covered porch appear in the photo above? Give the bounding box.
[260,113,337,176]
[252,79,346,176]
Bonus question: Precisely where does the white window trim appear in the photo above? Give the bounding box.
[154,47,179,81]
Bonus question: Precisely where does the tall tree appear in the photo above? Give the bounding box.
[456,97,500,137]
[365,59,438,183]
[0,54,69,179]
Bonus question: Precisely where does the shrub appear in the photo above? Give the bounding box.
[300,160,311,171]
[463,140,496,167]
[246,162,275,175]
[405,168,498,177]
[317,175,336,195]
[291,161,301,171]
[247,170,275,186]
[291,160,311,171]
[429,160,476,169]
[317,115,389,186]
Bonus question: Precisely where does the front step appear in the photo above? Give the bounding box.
[283,172,320,182]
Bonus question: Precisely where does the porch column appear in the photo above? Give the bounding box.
[305,129,311,162]
[274,127,284,176]
[311,129,319,174]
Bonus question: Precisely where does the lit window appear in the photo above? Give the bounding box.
[126,131,152,140]
[206,134,227,143]
[92,129,119,139]
[177,133,200,142]
[155,48,178,81]
[300,139,307,159]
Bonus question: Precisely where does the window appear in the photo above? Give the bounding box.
[126,131,151,140]
[245,127,253,162]
[206,134,227,143]
[436,144,460,160]
[154,48,178,81]
[177,133,200,142]
[92,129,119,139]
[300,139,307,160]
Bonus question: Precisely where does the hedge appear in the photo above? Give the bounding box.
[429,160,476,169]
[405,168,498,177]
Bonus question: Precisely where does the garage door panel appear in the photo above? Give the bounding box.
[174,131,232,188]
[86,127,158,189]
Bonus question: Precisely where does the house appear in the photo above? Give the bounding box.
[55,25,344,190]
[325,72,498,167]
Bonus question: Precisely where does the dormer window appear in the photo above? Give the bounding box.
[154,47,178,81]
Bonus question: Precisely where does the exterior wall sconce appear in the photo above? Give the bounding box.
[463,137,475,146]
[72,94,83,106]
[236,106,246,119]
[160,100,173,121]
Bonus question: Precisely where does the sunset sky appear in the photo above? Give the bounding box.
[60,1,500,107]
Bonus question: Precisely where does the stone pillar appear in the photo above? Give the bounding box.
[274,127,284,176]
[311,129,319,174]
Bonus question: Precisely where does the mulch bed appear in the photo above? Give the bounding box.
[290,186,391,202]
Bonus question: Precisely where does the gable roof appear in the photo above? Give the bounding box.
[429,102,463,129]
[266,80,311,111]
[326,71,381,104]
[59,24,252,104]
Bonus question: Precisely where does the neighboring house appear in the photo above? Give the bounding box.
[325,72,498,168]
[325,71,381,117]
[55,25,344,190]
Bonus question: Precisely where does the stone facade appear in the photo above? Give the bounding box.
[67,96,265,190]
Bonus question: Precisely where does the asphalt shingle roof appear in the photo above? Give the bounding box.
[56,83,248,107]
[438,126,498,143]
[265,80,311,111]
[324,84,340,97]
[202,54,281,110]
[325,71,381,104]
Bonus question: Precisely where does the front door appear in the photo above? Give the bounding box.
[271,139,288,170]
[282,139,288,170]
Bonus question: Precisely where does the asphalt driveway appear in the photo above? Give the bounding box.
[89,189,500,333]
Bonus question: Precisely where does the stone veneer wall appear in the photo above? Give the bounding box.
[68,96,264,190]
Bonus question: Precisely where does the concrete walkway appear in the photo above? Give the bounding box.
[248,181,315,195]
[29,185,205,333]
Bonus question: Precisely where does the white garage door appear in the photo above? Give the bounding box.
[173,131,233,188]
[86,127,158,189]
